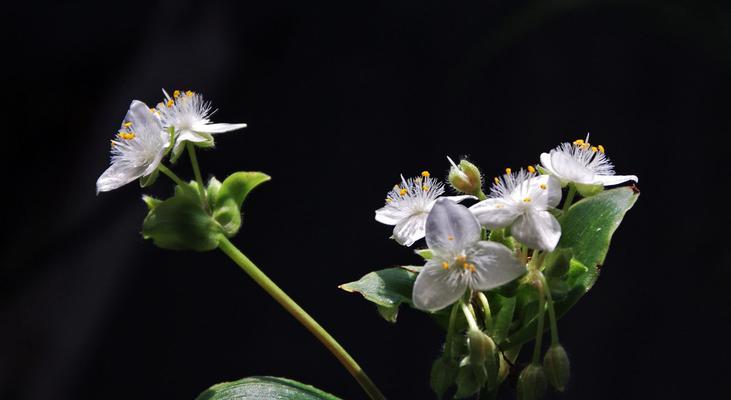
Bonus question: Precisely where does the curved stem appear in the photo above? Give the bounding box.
[186,143,209,210]
[531,282,546,365]
[562,184,577,214]
[477,292,493,334]
[461,301,480,331]
[158,164,199,198]
[540,274,560,346]
[444,302,461,360]
[217,237,386,400]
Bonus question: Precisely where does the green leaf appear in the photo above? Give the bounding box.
[142,195,162,211]
[142,188,223,252]
[558,186,639,268]
[339,266,420,322]
[195,376,341,400]
[488,294,516,344]
[414,248,433,260]
[215,171,271,210]
[431,356,459,399]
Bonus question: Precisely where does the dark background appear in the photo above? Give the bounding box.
[1,0,729,399]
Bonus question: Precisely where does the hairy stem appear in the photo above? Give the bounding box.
[217,237,385,400]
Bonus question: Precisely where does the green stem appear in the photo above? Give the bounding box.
[531,282,546,365]
[477,292,493,334]
[186,143,209,209]
[217,237,386,400]
[562,184,577,214]
[158,164,199,199]
[540,274,560,346]
[444,302,461,359]
[461,301,480,331]
[476,189,487,201]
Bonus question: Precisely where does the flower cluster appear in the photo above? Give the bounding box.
[96,89,246,193]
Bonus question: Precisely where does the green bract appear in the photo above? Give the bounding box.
[195,376,341,400]
[141,171,270,251]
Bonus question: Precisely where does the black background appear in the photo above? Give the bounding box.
[1,1,729,399]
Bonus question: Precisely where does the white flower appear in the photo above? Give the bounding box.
[375,171,474,247]
[470,169,562,251]
[96,100,170,193]
[156,89,247,159]
[540,134,638,191]
[412,199,525,312]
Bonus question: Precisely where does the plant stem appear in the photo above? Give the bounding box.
[461,301,480,331]
[217,237,386,400]
[540,274,560,346]
[444,302,461,359]
[562,184,577,214]
[531,282,546,365]
[476,189,487,201]
[477,292,493,334]
[158,164,200,199]
[186,143,209,209]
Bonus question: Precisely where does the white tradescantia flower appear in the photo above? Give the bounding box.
[470,168,562,251]
[412,199,525,312]
[375,171,474,247]
[96,100,170,193]
[540,134,638,194]
[156,89,247,159]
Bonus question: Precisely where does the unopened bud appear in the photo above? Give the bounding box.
[517,364,547,400]
[430,356,458,399]
[448,157,483,196]
[455,329,498,397]
[543,344,570,392]
[544,249,571,277]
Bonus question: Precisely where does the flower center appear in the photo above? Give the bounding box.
[442,255,476,273]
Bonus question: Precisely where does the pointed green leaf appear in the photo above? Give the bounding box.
[195,376,341,400]
[488,294,516,345]
[339,266,420,322]
[415,248,433,260]
[558,186,639,268]
[215,171,271,210]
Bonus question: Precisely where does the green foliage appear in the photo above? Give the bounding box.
[141,171,270,251]
[338,267,420,323]
[194,376,341,400]
[431,356,459,399]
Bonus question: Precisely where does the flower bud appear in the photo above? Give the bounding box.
[543,344,570,392]
[430,356,458,399]
[517,364,547,400]
[544,249,571,278]
[454,329,498,397]
[448,157,483,196]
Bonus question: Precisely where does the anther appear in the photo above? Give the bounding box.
[598,144,605,153]
[505,168,512,175]
[540,184,547,190]
[591,146,598,152]
[523,197,531,203]
[456,255,467,264]
[399,188,408,196]
[173,90,181,98]
[166,99,174,108]
[185,90,194,97]
[573,139,585,145]
[527,165,536,174]
[441,262,450,270]
[123,122,132,128]
[494,177,499,184]
[421,171,430,177]
[447,235,454,241]
[422,185,429,191]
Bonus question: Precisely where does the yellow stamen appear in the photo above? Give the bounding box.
[123,122,132,128]
[456,255,467,264]
[166,99,174,108]
[598,144,605,153]
[173,90,181,98]
[399,188,408,196]
[118,132,135,140]
[422,185,429,191]
[540,184,547,190]
[573,139,585,145]
[149,107,156,113]
[523,197,531,203]
[495,204,504,209]
[494,177,499,184]
[468,264,476,272]
[505,168,512,175]
[421,170,430,177]
[385,198,392,203]
[441,262,450,270]
[527,165,536,174]
[591,146,598,152]
[185,90,194,97]
[447,235,454,241]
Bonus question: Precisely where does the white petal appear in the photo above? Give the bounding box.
[550,151,594,185]
[594,174,638,186]
[469,241,526,291]
[527,175,562,209]
[392,213,428,247]
[172,129,214,159]
[540,152,557,175]
[375,205,407,225]
[126,100,159,131]
[412,261,467,312]
[96,162,146,194]
[426,199,481,253]
[510,209,562,251]
[469,198,520,229]
[193,122,247,134]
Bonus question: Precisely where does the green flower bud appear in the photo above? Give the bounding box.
[454,329,500,397]
[431,356,458,399]
[448,157,483,196]
[544,249,572,277]
[543,344,570,392]
[517,364,547,400]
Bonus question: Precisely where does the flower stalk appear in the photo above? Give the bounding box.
[217,237,386,400]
